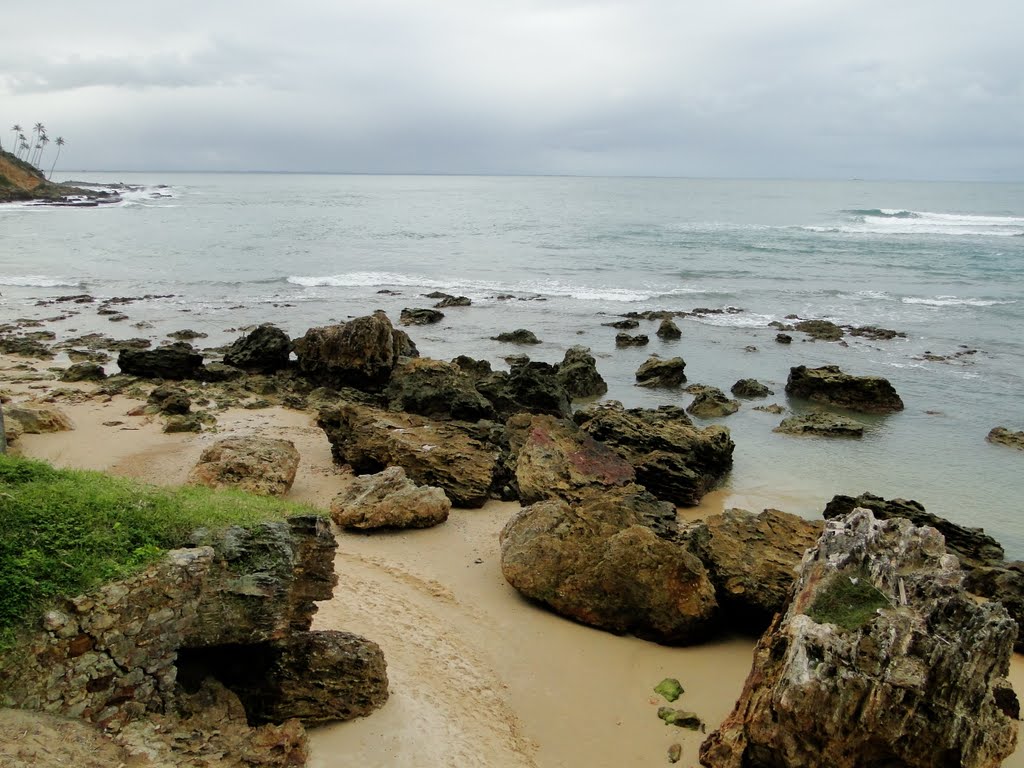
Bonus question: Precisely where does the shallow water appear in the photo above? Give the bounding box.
[2,173,1022,554]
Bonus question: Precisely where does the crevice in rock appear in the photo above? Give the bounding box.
[175,643,277,726]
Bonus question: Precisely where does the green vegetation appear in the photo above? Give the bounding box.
[654,677,684,702]
[0,454,316,649]
[805,569,891,631]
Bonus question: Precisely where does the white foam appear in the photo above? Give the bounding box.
[810,209,1024,237]
[0,275,83,288]
[901,296,1014,307]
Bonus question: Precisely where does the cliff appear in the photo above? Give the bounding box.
[0,149,116,204]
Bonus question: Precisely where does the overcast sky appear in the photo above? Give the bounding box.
[2,0,1022,180]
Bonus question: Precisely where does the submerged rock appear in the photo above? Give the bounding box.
[188,437,301,497]
[794,319,844,341]
[491,328,540,344]
[434,295,471,308]
[730,378,772,398]
[687,387,739,419]
[330,466,451,530]
[615,332,649,347]
[635,356,686,388]
[773,411,864,437]
[555,345,607,399]
[987,426,1024,451]
[786,364,904,413]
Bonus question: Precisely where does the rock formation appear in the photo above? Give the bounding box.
[223,324,292,373]
[635,356,687,388]
[773,411,864,437]
[59,362,106,382]
[687,387,739,418]
[730,378,772,398]
[615,332,649,347]
[117,342,205,380]
[656,318,682,340]
[330,465,451,529]
[491,329,540,344]
[793,319,843,341]
[477,359,571,419]
[987,426,1024,451]
[187,437,301,497]
[399,308,444,326]
[3,404,74,434]
[555,345,607,399]
[786,365,904,413]
[148,384,191,415]
[385,357,495,421]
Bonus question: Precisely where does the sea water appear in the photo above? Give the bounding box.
[2,174,1022,554]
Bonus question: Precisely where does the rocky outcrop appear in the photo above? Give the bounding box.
[786,365,904,413]
[148,384,191,415]
[775,333,792,344]
[656,318,682,340]
[555,346,607,399]
[399,308,444,326]
[223,324,291,373]
[491,329,540,344]
[318,403,498,507]
[773,411,864,437]
[434,295,471,308]
[687,387,739,418]
[987,426,1024,450]
[59,362,106,382]
[117,342,205,380]
[730,378,772,398]
[684,508,823,630]
[385,357,495,421]
[293,312,415,392]
[965,564,1024,652]
[4,404,74,434]
[635,356,686,388]
[330,466,451,529]
[700,509,1018,768]
[573,401,734,506]
[794,319,843,341]
[500,489,716,644]
[477,359,571,420]
[187,437,301,497]
[615,332,648,347]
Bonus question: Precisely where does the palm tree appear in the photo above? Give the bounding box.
[33,134,49,167]
[19,140,30,160]
[9,124,23,155]
[48,137,65,179]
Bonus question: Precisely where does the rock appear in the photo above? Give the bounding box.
[4,404,74,434]
[168,328,208,341]
[658,708,703,730]
[615,332,649,347]
[846,325,906,341]
[148,384,191,415]
[635,356,687,388]
[753,403,785,414]
[656,318,682,340]
[687,388,739,418]
[294,312,413,391]
[117,342,205,380]
[188,437,301,497]
[492,328,541,344]
[965,563,1024,652]
[822,492,1005,570]
[385,357,495,421]
[987,426,1024,450]
[451,355,492,379]
[223,324,292,373]
[330,465,451,529]
[477,359,571,419]
[668,743,683,763]
[730,378,772,398]
[59,362,106,382]
[505,413,636,504]
[654,678,684,702]
[555,345,607,399]
[775,333,792,344]
[163,414,202,433]
[602,319,640,329]
[773,412,864,437]
[423,291,451,299]
[700,509,1019,768]
[794,319,843,341]
[574,401,734,506]
[199,362,246,382]
[785,365,904,413]
[684,508,824,629]
[318,403,498,507]
[399,307,444,326]
[499,489,718,644]
[434,295,471,308]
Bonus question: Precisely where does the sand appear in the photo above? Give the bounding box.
[4,356,1024,767]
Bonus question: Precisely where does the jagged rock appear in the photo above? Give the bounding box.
[556,345,607,399]
[4,404,74,434]
[656,318,682,340]
[700,509,1019,768]
[199,361,246,382]
[987,426,1024,451]
[500,489,717,644]
[163,414,202,433]
[330,466,451,529]
[574,401,734,506]
[847,325,906,341]
[318,403,497,507]
[684,508,823,629]
[775,333,793,344]
[730,378,772,398]
[773,412,864,437]
[399,307,444,326]
[188,437,301,497]
[385,357,495,421]
[434,295,471,308]
[117,342,205,380]
[615,332,649,347]
[477,359,571,420]
[823,492,1004,570]
[293,312,413,391]
[603,318,639,329]
[451,355,492,379]
[504,413,635,504]
[635,356,687,388]
[965,563,1024,652]
[786,365,904,413]
[794,319,844,341]
[223,324,292,373]
[59,362,106,382]
[492,328,540,344]
[754,403,785,414]
[687,387,739,418]
[148,384,191,415]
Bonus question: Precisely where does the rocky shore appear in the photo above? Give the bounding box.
[0,150,122,206]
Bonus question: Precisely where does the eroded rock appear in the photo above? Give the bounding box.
[223,324,292,373]
[555,345,607,399]
[786,365,904,413]
[687,387,739,419]
[187,437,301,497]
[117,342,205,380]
[987,426,1024,451]
[294,312,414,391]
[385,357,494,421]
[330,465,451,529]
[635,356,686,388]
[773,411,864,437]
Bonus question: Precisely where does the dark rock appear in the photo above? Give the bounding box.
[656,318,682,340]
[168,329,208,341]
[477,360,571,420]
[199,362,246,382]
[451,355,492,380]
[555,345,607,399]
[385,357,495,421]
[987,426,1024,451]
[399,307,444,326]
[658,708,703,730]
[602,319,640,329]
[785,365,904,413]
[434,295,471,308]
[59,362,106,382]
[730,379,772,398]
[492,329,541,344]
[753,403,785,414]
[422,291,451,299]
[163,414,202,433]
[149,385,191,415]
[294,312,409,391]
[223,324,292,373]
[687,388,739,419]
[965,563,1024,652]
[635,356,686,388]
[118,342,205,380]
[773,412,864,437]
[615,333,649,347]
[794,319,844,341]
[846,325,906,341]
[775,333,792,344]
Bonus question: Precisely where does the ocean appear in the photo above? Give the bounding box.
[2,173,1023,555]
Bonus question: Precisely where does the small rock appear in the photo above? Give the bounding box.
[657,319,682,340]
[400,307,444,326]
[163,414,202,433]
[59,362,107,382]
[987,427,1024,451]
[774,412,864,437]
[615,333,649,348]
[668,743,682,763]
[753,404,785,414]
[434,295,471,308]
[655,678,684,702]
[775,333,792,344]
[687,388,739,418]
[330,466,451,529]
[603,319,640,330]
[635,356,687,389]
[658,707,703,730]
[492,329,541,344]
[730,379,772,398]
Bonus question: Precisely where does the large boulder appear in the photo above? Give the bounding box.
[700,509,1018,768]
[684,508,823,630]
[574,401,734,506]
[223,324,292,373]
[656,318,682,340]
[330,466,451,530]
[385,357,495,421]
[4,404,74,434]
[500,489,717,644]
[555,345,607,399]
[293,312,415,392]
[476,359,571,420]
[317,403,497,507]
[635,356,686,388]
[786,365,904,413]
[687,387,739,418]
[118,342,205,380]
[187,437,301,497]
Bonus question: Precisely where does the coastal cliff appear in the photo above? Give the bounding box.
[0,149,115,204]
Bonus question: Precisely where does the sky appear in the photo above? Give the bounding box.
[1,0,1022,180]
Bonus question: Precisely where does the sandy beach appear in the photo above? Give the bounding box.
[5,354,1023,767]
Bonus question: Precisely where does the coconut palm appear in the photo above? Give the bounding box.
[19,140,30,159]
[33,134,49,167]
[9,124,23,155]
[48,137,65,179]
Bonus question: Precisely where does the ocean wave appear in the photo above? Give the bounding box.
[688,311,774,328]
[0,275,84,288]
[809,209,1024,237]
[844,208,921,219]
[901,296,1015,307]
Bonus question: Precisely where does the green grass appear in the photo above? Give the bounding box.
[0,454,317,650]
[805,569,891,631]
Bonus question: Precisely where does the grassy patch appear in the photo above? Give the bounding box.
[0,454,316,650]
[805,569,890,631]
